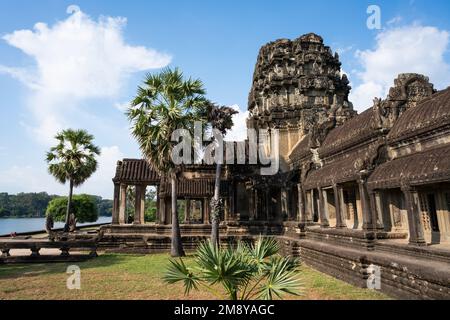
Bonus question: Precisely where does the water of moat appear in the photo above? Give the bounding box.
[0,216,111,235]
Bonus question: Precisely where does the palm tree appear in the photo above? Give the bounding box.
[46,129,100,233]
[164,237,302,300]
[205,103,238,246]
[128,67,208,257]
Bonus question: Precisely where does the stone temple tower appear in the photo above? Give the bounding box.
[247,33,356,169]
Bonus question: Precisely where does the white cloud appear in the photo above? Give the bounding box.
[1,6,171,144]
[350,25,450,111]
[224,104,249,142]
[114,101,131,112]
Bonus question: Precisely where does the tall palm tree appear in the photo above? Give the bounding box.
[46,129,100,233]
[205,103,238,246]
[128,67,208,257]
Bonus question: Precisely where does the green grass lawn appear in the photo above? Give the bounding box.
[0,253,389,300]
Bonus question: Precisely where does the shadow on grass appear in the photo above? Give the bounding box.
[0,253,197,280]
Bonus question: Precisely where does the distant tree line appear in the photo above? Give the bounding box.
[0,192,113,218]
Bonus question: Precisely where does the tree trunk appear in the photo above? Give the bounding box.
[64,179,74,233]
[170,175,185,257]
[211,163,221,246]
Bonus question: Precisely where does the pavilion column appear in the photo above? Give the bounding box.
[159,195,166,225]
[203,198,210,224]
[402,185,427,246]
[156,187,161,224]
[140,186,146,224]
[119,184,127,224]
[371,191,385,230]
[249,190,255,221]
[184,199,191,224]
[306,190,314,223]
[318,188,329,228]
[334,184,346,229]
[281,188,288,221]
[298,184,306,223]
[358,175,373,230]
[112,183,120,225]
[254,189,259,220]
[265,189,271,221]
[229,182,236,221]
[134,185,145,225]
[338,186,348,228]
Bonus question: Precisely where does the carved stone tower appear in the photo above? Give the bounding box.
[247,33,356,168]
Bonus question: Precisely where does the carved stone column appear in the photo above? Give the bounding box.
[334,184,346,228]
[265,189,271,221]
[338,186,348,228]
[318,188,329,228]
[402,185,426,246]
[159,196,167,225]
[281,188,288,221]
[119,184,127,224]
[184,199,191,224]
[156,186,161,224]
[112,183,120,225]
[134,185,145,225]
[249,190,255,221]
[203,198,210,224]
[371,191,385,230]
[254,189,259,220]
[298,184,306,223]
[358,175,373,230]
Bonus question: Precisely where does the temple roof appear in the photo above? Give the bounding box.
[304,143,379,189]
[368,143,450,190]
[160,179,229,198]
[288,134,313,165]
[388,87,450,144]
[318,108,378,157]
[113,159,160,185]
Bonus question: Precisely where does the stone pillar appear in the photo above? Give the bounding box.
[298,184,306,223]
[134,185,145,225]
[184,199,191,224]
[156,187,161,224]
[119,184,127,224]
[159,196,167,225]
[229,183,236,221]
[249,190,255,221]
[318,188,329,228]
[338,186,348,228]
[371,191,385,230]
[402,185,426,246]
[281,188,288,221]
[112,183,120,225]
[140,186,146,224]
[358,176,373,230]
[334,185,346,229]
[203,198,210,224]
[265,189,271,221]
[306,190,314,223]
[254,189,259,220]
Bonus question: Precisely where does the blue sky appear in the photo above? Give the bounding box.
[1,0,450,198]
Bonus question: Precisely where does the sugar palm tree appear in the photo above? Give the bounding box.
[128,67,208,257]
[204,103,238,246]
[46,129,100,232]
[164,237,302,300]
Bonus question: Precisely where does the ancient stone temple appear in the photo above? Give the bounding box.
[101,33,450,299]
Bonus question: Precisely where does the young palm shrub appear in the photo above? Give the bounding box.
[164,237,302,300]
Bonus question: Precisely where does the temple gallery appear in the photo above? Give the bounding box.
[100,33,450,299]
